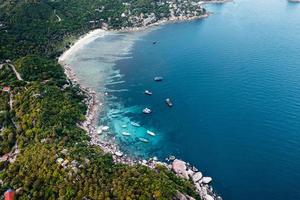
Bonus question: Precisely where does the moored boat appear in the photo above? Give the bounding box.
[139,138,149,143]
[144,90,152,95]
[131,121,140,127]
[102,126,110,132]
[147,130,156,136]
[154,76,163,81]
[166,98,173,107]
[121,132,131,136]
[143,108,152,114]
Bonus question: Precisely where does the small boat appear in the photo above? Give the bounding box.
[139,138,149,143]
[144,90,152,95]
[153,41,157,45]
[131,122,140,127]
[165,98,173,107]
[143,108,152,114]
[121,132,131,136]
[101,126,110,132]
[122,124,127,128]
[154,76,163,82]
[147,130,156,136]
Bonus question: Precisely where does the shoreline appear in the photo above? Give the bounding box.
[58,7,226,200]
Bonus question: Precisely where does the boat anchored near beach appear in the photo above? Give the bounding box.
[154,76,163,82]
[166,98,173,107]
[147,130,156,136]
[131,121,141,127]
[143,108,152,114]
[144,90,152,95]
[139,138,149,143]
[121,132,131,136]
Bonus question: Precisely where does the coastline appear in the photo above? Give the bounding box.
[114,13,209,33]
[58,9,224,200]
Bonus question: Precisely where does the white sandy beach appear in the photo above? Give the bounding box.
[59,29,108,63]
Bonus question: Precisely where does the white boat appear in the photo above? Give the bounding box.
[143,108,152,114]
[147,130,156,136]
[131,122,140,127]
[154,76,163,81]
[121,132,131,136]
[144,90,153,95]
[101,126,109,132]
[166,98,173,107]
[122,124,127,128]
[139,138,149,143]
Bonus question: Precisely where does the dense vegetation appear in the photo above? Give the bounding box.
[0,0,200,199]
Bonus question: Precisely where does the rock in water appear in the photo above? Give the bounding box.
[202,177,213,184]
[192,172,203,183]
[169,155,176,160]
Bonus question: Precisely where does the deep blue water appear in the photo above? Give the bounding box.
[67,0,300,199]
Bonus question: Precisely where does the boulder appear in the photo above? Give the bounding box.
[204,195,214,200]
[187,169,195,177]
[195,182,202,192]
[172,159,186,171]
[115,151,123,157]
[202,177,212,184]
[192,172,203,183]
[172,159,188,179]
[176,191,195,200]
[142,159,147,164]
[175,191,188,200]
[169,155,176,161]
[192,166,198,172]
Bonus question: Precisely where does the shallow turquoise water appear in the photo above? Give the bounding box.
[65,0,300,199]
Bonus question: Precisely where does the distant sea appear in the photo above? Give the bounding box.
[64,0,300,199]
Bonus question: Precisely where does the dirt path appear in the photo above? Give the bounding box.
[9,64,23,81]
[54,10,62,22]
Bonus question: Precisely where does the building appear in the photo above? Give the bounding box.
[2,86,10,92]
[4,189,15,200]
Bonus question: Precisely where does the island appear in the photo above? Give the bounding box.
[0,0,225,199]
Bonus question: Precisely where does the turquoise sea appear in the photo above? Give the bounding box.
[64,0,300,199]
